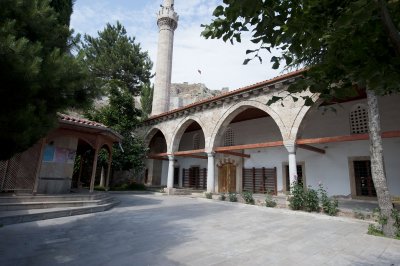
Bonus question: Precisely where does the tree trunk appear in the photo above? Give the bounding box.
[366,89,395,237]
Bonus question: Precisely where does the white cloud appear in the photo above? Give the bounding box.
[71,0,285,91]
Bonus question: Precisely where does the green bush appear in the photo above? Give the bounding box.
[318,184,339,216]
[94,186,106,191]
[242,191,255,205]
[288,181,305,210]
[303,187,320,212]
[265,193,277,208]
[219,193,226,201]
[205,192,213,199]
[392,209,400,239]
[228,192,238,202]
[110,183,146,191]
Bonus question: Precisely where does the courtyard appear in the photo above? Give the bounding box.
[0,193,399,266]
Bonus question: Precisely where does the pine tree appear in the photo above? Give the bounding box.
[0,0,96,160]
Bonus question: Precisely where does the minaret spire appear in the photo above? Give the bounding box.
[151,0,179,116]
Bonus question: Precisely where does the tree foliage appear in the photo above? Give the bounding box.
[202,0,400,237]
[140,83,154,119]
[0,0,96,160]
[80,22,153,172]
[202,0,400,101]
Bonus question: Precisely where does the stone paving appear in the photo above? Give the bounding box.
[0,193,399,266]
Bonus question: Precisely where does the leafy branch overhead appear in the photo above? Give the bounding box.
[202,0,400,101]
[202,0,400,238]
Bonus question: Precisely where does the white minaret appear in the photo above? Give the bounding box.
[151,0,179,116]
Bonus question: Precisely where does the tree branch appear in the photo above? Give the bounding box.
[376,0,400,55]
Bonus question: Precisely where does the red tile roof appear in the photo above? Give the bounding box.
[58,113,107,128]
[146,68,306,121]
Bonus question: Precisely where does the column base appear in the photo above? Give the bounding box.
[166,188,176,195]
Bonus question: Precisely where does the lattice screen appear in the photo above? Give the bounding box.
[193,133,200,149]
[223,127,234,146]
[350,105,369,134]
[0,142,42,192]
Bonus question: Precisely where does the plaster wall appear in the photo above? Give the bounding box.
[38,136,78,194]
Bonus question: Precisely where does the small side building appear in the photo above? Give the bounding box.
[0,113,122,194]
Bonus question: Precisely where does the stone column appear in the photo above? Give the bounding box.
[105,153,113,190]
[89,139,100,193]
[151,0,179,116]
[207,152,215,193]
[284,142,298,188]
[167,155,175,189]
[99,167,105,187]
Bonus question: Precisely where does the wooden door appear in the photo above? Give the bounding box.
[218,163,236,193]
[354,160,376,197]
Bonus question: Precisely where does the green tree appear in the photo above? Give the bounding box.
[202,0,400,237]
[140,83,154,119]
[0,0,95,160]
[81,22,152,172]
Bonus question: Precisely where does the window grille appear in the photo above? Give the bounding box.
[223,127,234,146]
[193,133,200,149]
[350,105,368,134]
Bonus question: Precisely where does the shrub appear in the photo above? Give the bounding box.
[94,186,106,191]
[318,184,338,216]
[242,191,255,205]
[219,193,226,201]
[265,192,277,208]
[353,210,366,220]
[288,181,305,210]
[391,208,400,239]
[368,224,385,237]
[228,192,238,202]
[303,187,320,212]
[205,192,213,199]
[111,183,147,191]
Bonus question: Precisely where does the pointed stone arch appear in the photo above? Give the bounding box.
[144,126,169,152]
[208,100,286,151]
[170,115,208,153]
[292,95,324,141]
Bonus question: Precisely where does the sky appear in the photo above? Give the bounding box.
[70,0,284,91]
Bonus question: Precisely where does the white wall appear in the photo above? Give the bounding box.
[156,95,400,196]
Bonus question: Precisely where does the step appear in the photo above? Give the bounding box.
[0,193,108,203]
[0,197,114,211]
[0,200,119,226]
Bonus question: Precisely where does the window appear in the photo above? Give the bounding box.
[223,127,234,147]
[350,104,368,134]
[193,133,200,149]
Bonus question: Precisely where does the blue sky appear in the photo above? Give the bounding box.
[70,0,283,91]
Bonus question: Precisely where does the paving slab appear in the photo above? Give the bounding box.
[0,194,399,266]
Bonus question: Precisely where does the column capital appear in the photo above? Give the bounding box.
[283,140,297,154]
[167,155,175,161]
[207,151,215,157]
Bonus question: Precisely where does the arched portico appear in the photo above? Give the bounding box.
[208,100,286,151]
[145,128,168,186]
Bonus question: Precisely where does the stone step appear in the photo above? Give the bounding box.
[0,193,108,203]
[0,197,114,211]
[0,199,119,226]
